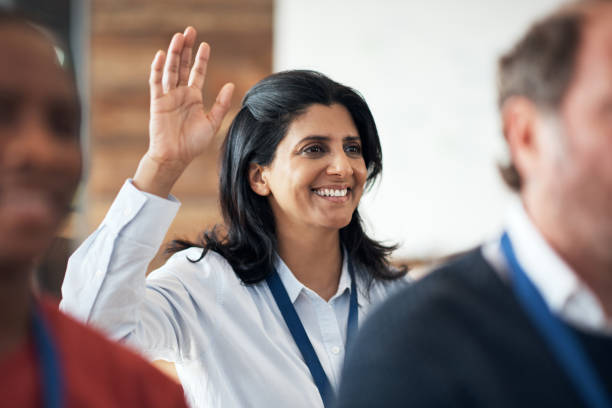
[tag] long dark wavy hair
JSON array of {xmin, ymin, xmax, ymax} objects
[{"xmin": 168, "ymin": 70, "xmax": 406, "ymax": 288}]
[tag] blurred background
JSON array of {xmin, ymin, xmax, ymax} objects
[{"xmin": 1, "ymin": 0, "xmax": 565, "ymax": 289}]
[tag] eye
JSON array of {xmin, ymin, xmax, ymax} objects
[
  {"xmin": 46, "ymin": 101, "xmax": 80, "ymax": 140},
  {"xmin": 344, "ymin": 143, "xmax": 362, "ymax": 155},
  {"xmin": 0, "ymin": 93, "xmax": 19, "ymax": 127},
  {"xmin": 302, "ymin": 143, "xmax": 326, "ymax": 154}
]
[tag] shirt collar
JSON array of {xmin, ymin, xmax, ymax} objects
[
  {"xmin": 331, "ymin": 250, "xmax": 352, "ymax": 302},
  {"xmin": 274, "ymin": 248, "xmax": 352, "ymax": 304},
  {"xmin": 503, "ymin": 200, "xmax": 610, "ymax": 331},
  {"xmin": 274, "ymin": 256, "xmax": 304, "ymax": 304}
]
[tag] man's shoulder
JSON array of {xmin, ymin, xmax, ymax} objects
[
  {"xmin": 355, "ymin": 247, "xmax": 530, "ymax": 356},
  {"xmin": 380, "ymin": 248, "xmax": 509, "ymax": 321},
  {"xmin": 41, "ymin": 299, "xmax": 187, "ymax": 407},
  {"xmin": 338, "ymin": 249, "xmax": 518, "ymax": 407}
]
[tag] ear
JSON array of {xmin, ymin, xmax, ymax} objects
[
  {"xmin": 501, "ymin": 96, "xmax": 540, "ymax": 187},
  {"xmin": 248, "ymin": 163, "xmax": 271, "ymax": 196}
]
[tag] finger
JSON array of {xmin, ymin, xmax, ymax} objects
[
  {"xmin": 162, "ymin": 32, "xmax": 184, "ymax": 92},
  {"xmin": 188, "ymin": 42, "xmax": 210, "ymax": 90},
  {"xmin": 207, "ymin": 83, "xmax": 235, "ymax": 132},
  {"xmin": 149, "ymin": 50, "xmax": 166, "ymax": 100},
  {"xmin": 178, "ymin": 27, "xmax": 196, "ymax": 86}
]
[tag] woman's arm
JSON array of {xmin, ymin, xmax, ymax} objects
[
  {"xmin": 61, "ymin": 181, "xmax": 184, "ymax": 356},
  {"xmin": 60, "ymin": 27, "xmax": 233, "ymax": 361}
]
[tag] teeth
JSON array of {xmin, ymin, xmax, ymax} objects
[{"xmin": 314, "ymin": 188, "xmax": 348, "ymax": 197}]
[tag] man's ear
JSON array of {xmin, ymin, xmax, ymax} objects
[
  {"xmin": 501, "ymin": 96, "xmax": 540, "ymax": 186},
  {"xmin": 248, "ymin": 163, "xmax": 271, "ymax": 196}
]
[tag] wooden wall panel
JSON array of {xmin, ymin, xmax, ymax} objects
[{"xmin": 87, "ymin": 0, "xmax": 273, "ymax": 271}]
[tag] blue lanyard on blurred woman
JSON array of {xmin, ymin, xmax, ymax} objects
[
  {"xmin": 501, "ymin": 232, "xmax": 612, "ymax": 408},
  {"xmin": 31, "ymin": 303, "xmax": 64, "ymax": 408},
  {"xmin": 266, "ymin": 259, "xmax": 359, "ymax": 408}
]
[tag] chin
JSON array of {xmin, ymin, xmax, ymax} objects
[
  {"xmin": 321, "ymin": 216, "xmax": 354, "ymax": 231},
  {"xmin": 0, "ymin": 250, "xmax": 39, "ymax": 277},
  {"xmin": 0, "ymin": 232, "xmax": 54, "ymax": 265}
]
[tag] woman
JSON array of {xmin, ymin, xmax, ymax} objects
[
  {"xmin": 0, "ymin": 12, "xmax": 187, "ymax": 407},
  {"xmin": 61, "ymin": 27, "xmax": 407, "ymax": 407}
]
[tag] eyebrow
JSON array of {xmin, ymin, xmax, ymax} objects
[
  {"xmin": 0, "ymin": 89, "xmax": 78, "ymax": 107},
  {"xmin": 297, "ymin": 135, "xmax": 361, "ymax": 144}
]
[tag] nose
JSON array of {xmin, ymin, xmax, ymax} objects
[{"xmin": 326, "ymin": 150, "xmax": 354, "ymax": 178}]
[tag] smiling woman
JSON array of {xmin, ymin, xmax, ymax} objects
[
  {"xmin": 61, "ymin": 28, "xmax": 408, "ymax": 408},
  {"xmin": 169, "ymin": 71, "xmax": 402, "ymax": 289}
]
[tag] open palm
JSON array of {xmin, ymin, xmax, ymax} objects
[{"xmin": 148, "ymin": 27, "xmax": 234, "ymax": 171}]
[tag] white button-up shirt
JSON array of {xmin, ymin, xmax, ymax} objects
[
  {"xmin": 60, "ymin": 180, "xmax": 408, "ymax": 408},
  {"xmin": 482, "ymin": 200, "xmax": 612, "ymax": 334}
]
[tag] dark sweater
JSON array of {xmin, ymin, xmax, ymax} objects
[{"xmin": 336, "ymin": 249, "xmax": 612, "ymax": 407}]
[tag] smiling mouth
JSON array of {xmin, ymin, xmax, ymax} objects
[
  {"xmin": 312, "ymin": 187, "xmax": 351, "ymax": 197},
  {"xmin": 0, "ymin": 187, "xmax": 68, "ymax": 224}
]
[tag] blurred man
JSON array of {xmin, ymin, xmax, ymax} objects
[
  {"xmin": 336, "ymin": 1, "xmax": 612, "ymax": 407},
  {"xmin": 0, "ymin": 11, "xmax": 187, "ymax": 407}
]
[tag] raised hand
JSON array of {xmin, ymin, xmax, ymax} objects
[{"xmin": 134, "ymin": 27, "xmax": 234, "ymax": 197}]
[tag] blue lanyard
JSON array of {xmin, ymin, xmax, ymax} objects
[
  {"xmin": 31, "ymin": 303, "xmax": 64, "ymax": 408},
  {"xmin": 501, "ymin": 232, "xmax": 612, "ymax": 408},
  {"xmin": 266, "ymin": 259, "xmax": 358, "ymax": 408}
]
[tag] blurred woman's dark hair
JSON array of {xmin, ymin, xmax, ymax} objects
[
  {"xmin": 168, "ymin": 69, "xmax": 406, "ymax": 289},
  {"xmin": 0, "ymin": 8, "xmax": 74, "ymax": 73}
]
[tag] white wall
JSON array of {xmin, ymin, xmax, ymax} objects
[{"xmin": 274, "ymin": 0, "xmax": 566, "ymax": 259}]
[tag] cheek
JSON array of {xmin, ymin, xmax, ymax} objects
[
  {"xmin": 60, "ymin": 143, "xmax": 82, "ymax": 177},
  {"xmin": 552, "ymin": 134, "xmax": 612, "ymax": 202},
  {"xmin": 53, "ymin": 143, "xmax": 82, "ymax": 199},
  {"xmin": 354, "ymin": 160, "xmax": 368, "ymax": 189},
  {"xmin": 287, "ymin": 162, "xmax": 320, "ymax": 190},
  {"xmin": 268, "ymin": 172, "xmax": 306, "ymax": 205}
]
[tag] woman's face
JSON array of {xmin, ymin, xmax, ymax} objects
[
  {"xmin": 0, "ymin": 25, "xmax": 82, "ymax": 269},
  {"xmin": 256, "ymin": 103, "xmax": 367, "ymax": 235}
]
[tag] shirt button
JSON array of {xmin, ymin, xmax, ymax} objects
[
  {"xmin": 331, "ymin": 346, "xmax": 341, "ymax": 355},
  {"xmin": 122, "ymin": 207, "xmax": 132, "ymax": 217},
  {"xmin": 95, "ymin": 269, "xmax": 104, "ymax": 278}
]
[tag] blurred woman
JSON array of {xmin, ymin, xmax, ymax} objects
[{"xmin": 0, "ymin": 11, "xmax": 187, "ymax": 407}]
